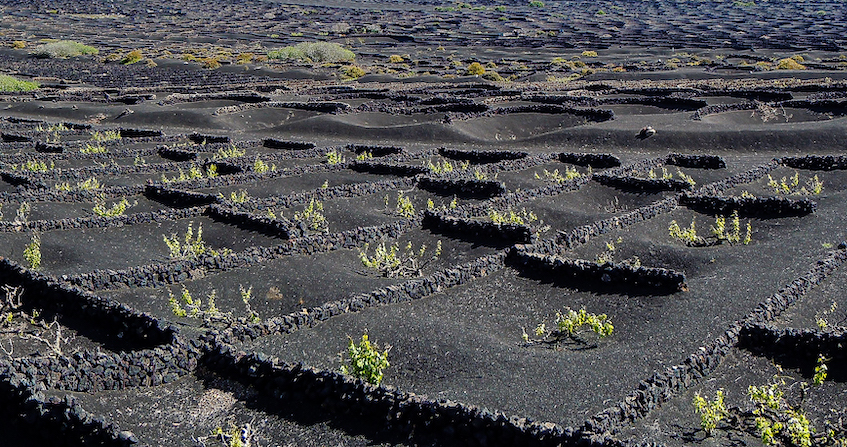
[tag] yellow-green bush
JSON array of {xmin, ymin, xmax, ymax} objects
[
  {"xmin": 268, "ymin": 42, "xmax": 355, "ymax": 63},
  {"xmin": 30, "ymin": 40, "xmax": 98, "ymax": 58},
  {"xmin": 466, "ymin": 62, "xmax": 485, "ymax": 75},
  {"xmin": 777, "ymin": 58, "xmax": 806, "ymax": 70},
  {"xmin": 0, "ymin": 75, "xmax": 39, "ymax": 92},
  {"xmin": 342, "ymin": 65, "xmax": 366, "ymax": 79},
  {"xmin": 120, "ymin": 50, "xmax": 143, "ymax": 65}
]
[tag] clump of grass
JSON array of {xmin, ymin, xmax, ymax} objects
[
  {"xmin": 426, "ymin": 196, "xmax": 459, "ymax": 212},
  {"xmin": 209, "ymin": 421, "xmax": 255, "ymax": 447},
  {"xmin": 669, "ymin": 218, "xmax": 699, "ymax": 245},
  {"xmin": 239, "ymin": 285, "xmax": 261, "ymax": 323},
  {"xmin": 647, "ymin": 166, "xmax": 673, "ymax": 180},
  {"xmin": 814, "ymin": 301, "xmax": 841, "ymax": 330},
  {"xmin": 30, "ymin": 40, "xmax": 98, "ymax": 58},
  {"xmin": 267, "ymin": 42, "xmax": 355, "ymax": 63},
  {"xmin": 594, "ymin": 237, "xmax": 641, "ymax": 267},
  {"xmin": 0, "ymin": 74, "xmax": 39, "ymax": 92},
  {"xmin": 12, "ymin": 202, "xmax": 30, "ymax": 224},
  {"xmin": 813, "ymin": 355, "xmax": 828, "ymax": 386}
]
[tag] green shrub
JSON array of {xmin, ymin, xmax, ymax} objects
[
  {"xmin": 163, "ymin": 222, "xmax": 230, "ymax": 260},
  {"xmin": 777, "ymin": 58, "xmax": 806, "ymax": 70},
  {"xmin": 30, "ymin": 40, "xmax": 98, "ymax": 58},
  {"xmin": 387, "ymin": 191, "xmax": 415, "ymax": 218},
  {"xmin": 669, "ymin": 211, "xmax": 751, "ymax": 246},
  {"xmin": 529, "ymin": 0, "xmax": 544, "ymax": 6},
  {"xmin": 160, "ymin": 164, "xmax": 217, "ymax": 183},
  {"xmin": 13, "ymin": 160, "xmax": 53, "ymax": 172},
  {"xmin": 711, "ymin": 211, "xmax": 752, "ymax": 245},
  {"xmin": 693, "ymin": 390, "xmax": 728, "ymax": 435},
  {"xmin": 481, "ymin": 71, "xmax": 504, "ymax": 81},
  {"xmin": 359, "ymin": 240, "xmax": 441, "ymax": 278},
  {"xmin": 201, "ymin": 57, "xmax": 221, "ymax": 69},
  {"xmin": 325, "ymin": 149, "xmax": 346, "ymax": 165},
  {"xmin": 524, "ymin": 307, "xmax": 614, "ymax": 346},
  {"xmin": 341, "ymin": 65, "xmax": 366, "ymax": 79},
  {"xmin": 23, "ymin": 233, "xmax": 41, "ymax": 270},
  {"xmin": 55, "ymin": 177, "xmax": 101, "ymax": 191},
  {"xmin": 267, "ymin": 42, "xmax": 355, "ymax": 63},
  {"xmin": 293, "ymin": 198, "xmax": 328, "ymax": 232},
  {"xmin": 466, "ymin": 62, "xmax": 485, "ymax": 75},
  {"xmin": 253, "ymin": 157, "xmax": 276, "ymax": 173},
  {"xmin": 535, "ymin": 167, "xmax": 582, "ymax": 183},
  {"xmin": 340, "ymin": 334, "xmax": 390, "ymax": 385},
  {"xmin": 218, "ymin": 190, "xmax": 249, "ymax": 204},
  {"xmin": 767, "ymin": 172, "xmax": 823, "ymax": 195},
  {"xmin": 120, "ymin": 50, "xmax": 143, "ymax": 65},
  {"xmin": 213, "ymin": 144, "xmax": 245, "ymax": 160},
  {"xmin": 488, "ymin": 208, "xmax": 537, "ymax": 225},
  {"xmin": 92, "ymin": 196, "xmax": 133, "ymax": 217},
  {"xmin": 89, "ymin": 130, "xmax": 120, "ymax": 142},
  {"xmin": 813, "ymin": 355, "xmax": 828, "ymax": 386},
  {"xmin": 749, "ymin": 379, "xmax": 812, "ymax": 447},
  {"xmin": 80, "ymin": 143, "xmax": 108, "ymax": 154},
  {"xmin": 0, "ymin": 75, "xmax": 39, "ymax": 92}
]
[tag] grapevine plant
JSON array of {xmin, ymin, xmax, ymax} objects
[
  {"xmin": 340, "ymin": 334, "xmax": 390, "ymax": 385},
  {"xmin": 689, "ymin": 367, "xmax": 846, "ymax": 446},
  {"xmin": 523, "ymin": 307, "xmax": 614, "ymax": 348}
]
